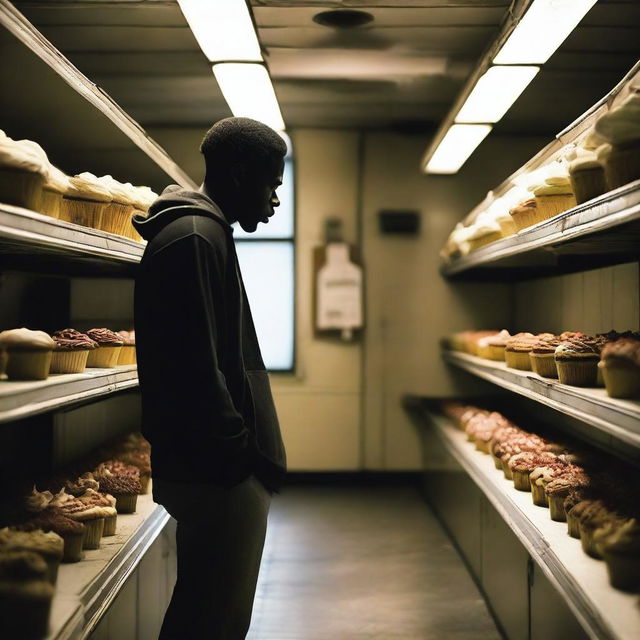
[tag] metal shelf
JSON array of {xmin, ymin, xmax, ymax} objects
[
  {"xmin": 47, "ymin": 491, "xmax": 170, "ymax": 640},
  {"xmin": 414, "ymin": 404, "xmax": 640, "ymax": 640},
  {"xmin": 442, "ymin": 180, "xmax": 640, "ymax": 280},
  {"xmin": 0, "ymin": 203, "xmax": 144, "ymax": 275},
  {"xmin": 0, "ymin": 365, "xmax": 139, "ymax": 424},
  {"xmin": 442, "ymin": 351, "xmax": 640, "ymax": 450}
]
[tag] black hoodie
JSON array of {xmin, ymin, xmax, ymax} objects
[{"xmin": 133, "ymin": 186, "xmax": 286, "ymax": 491}]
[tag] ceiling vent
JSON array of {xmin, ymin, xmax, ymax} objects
[{"xmin": 312, "ymin": 10, "xmax": 374, "ymax": 29}]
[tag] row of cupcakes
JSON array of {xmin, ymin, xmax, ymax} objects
[
  {"xmin": 0, "ymin": 327, "xmax": 136, "ymax": 381},
  {"xmin": 441, "ymin": 91, "xmax": 640, "ymax": 260},
  {"xmin": 444, "ymin": 329, "xmax": 640, "ymax": 398},
  {"xmin": 0, "ymin": 130, "xmax": 157, "ymax": 241},
  {"xmin": 441, "ymin": 402, "xmax": 640, "ymax": 593},
  {"xmin": 0, "ymin": 431, "xmax": 150, "ymax": 640}
]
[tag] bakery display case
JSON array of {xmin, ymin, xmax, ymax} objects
[{"xmin": 0, "ymin": 2, "xmax": 187, "ymax": 638}]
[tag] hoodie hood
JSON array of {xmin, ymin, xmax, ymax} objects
[{"xmin": 132, "ymin": 185, "xmax": 231, "ymax": 242}]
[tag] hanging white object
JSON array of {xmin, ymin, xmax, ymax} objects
[{"xmin": 316, "ymin": 243, "xmax": 363, "ymax": 338}]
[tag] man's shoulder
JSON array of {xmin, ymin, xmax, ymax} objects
[{"xmin": 149, "ymin": 211, "xmax": 230, "ymax": 253}]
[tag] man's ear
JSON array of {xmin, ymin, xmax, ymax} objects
[{"xmin": 229, "ymin": 163, "xmax": 245, "ymax": 188}]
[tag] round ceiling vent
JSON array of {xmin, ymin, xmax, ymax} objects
[{"xmin": 312, "ymin": 9, "xmax": 374, "ymax": 29}]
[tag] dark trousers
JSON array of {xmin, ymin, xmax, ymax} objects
[{"xmin": 154, "ymin": 476, "xmax": 272, "ymax": 640}]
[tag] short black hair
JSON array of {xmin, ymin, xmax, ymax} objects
[{"xmin": 200, "ymin": 117, "xmax": 287, "ymax": 174}]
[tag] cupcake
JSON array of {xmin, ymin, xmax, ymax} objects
[
  {"xmin": 50, "ymin": 328, "xmax": 98, "ymax": 374},
  {"xmin": 594, "ymin": 93, "xmax": 640, "ymax": 190},
  {"xmin": 598, "ymin": 337, "xmax": 640, "ymax": 398},
  {"xmin": 478, "ymin": 329, "xmax": 510, "ymax": 361},
  {"xmin": 39, "ymin": 165, "xmax": 69, "ymax": 219},
  {"xmin": 529, "ymin": 334, "xmax": 562, "ymax": 378},
  {"xmin": 497, "ymin": 434, "xmax": 545, "ymax": 480},
  {"xmin": 568, "ymin": 149, "xmax": 607, "ymax": 205},
  {"xmin": 555, "ymin": 335, "xmax": 602, "ymax": 386},
  {"xmin": 16, "ymin": 510, "xmax": 85, "ymax": 564},
  {"xmin": 0, "ymin": 131, "xmax": 48, "ymax": 211},
  {"xmin": 110, "ymin": 451, "xmax": 151, "ymax": 494},
  {"xmin": 508, "ymin": 198, "xmax": 539, "ymax": 231},
  {"xmin": 466, "ymin": 219, "xmax": 503, "ymax": 252},
  {"xmin": 96, "ymin": 176, "xmax": 135, "ymax": 236},
  {"xmin": 564, "ymin": 490, "xmax": 589, "ymax": 538},
  {"xmin": 489, "ymin": 424, "xmax": 523, "ymax": 470},
  {"xmin": 49, "ymin": 489, "xmax": 106, "ymax": 550},
  {"xmin": 601, "ymin": 519, "xmax": 640, "ymax": 591},
  {"xmin": 545, "ymin": 473, "xmax": 591, "ymax": 522},
  {"xmin": 0, "ymin": 328, "xmax": 55, "ymax": 380},
  {"xmin": 60, "ymin": 172, "xmax": 112, "ymax": 229},
  {"xmin": 0, "ymin": 550, "xmax": 54, "ymax": 640},
  {"xmin": 504, "ymin": 332, "xmax": 536, "ymax": 370},
  {"xmin": 116, "ymin": 330, "xmax": 136, "ymax": 365},
  {"xmin": 0, "ymin": 528, "xmax": 63, "ymax": 585},
  {"xmin": 529, "ymin": 462, "xmax": 569, "ymax": 507},
  {"xmin": 532, "ymin": 175, "xmax": 577, "ymax": 221},
  {"xmin": 94, "ymin": 465, "xmax": 140, "ymax": 514},
  {"xmin": 85, "ymin": 328, "xmax": 124, "ymax": 368},
  {"xmin": 77, "ymin": 489, "xmax": 118, "ymax": 536},
  {"xmin": 127, "ymin": 186, "xmax": 156, "ymax": 241},
  {"xmin": 508, "ymin": 451, "xmax": 558, "ymax": 492},
  {"xmin": 576, "ymin": 502, "xmax": 617, "ymax": 559}
]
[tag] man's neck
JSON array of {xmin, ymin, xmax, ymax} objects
[{"xmin": 200, "ymin": 182, "xmax": 235, "ymax": 225}]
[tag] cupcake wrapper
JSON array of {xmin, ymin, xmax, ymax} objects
[
  {"xmin": 530, "ymin": 482, "xmax": 548, "ymax": 507},
  {"xmin": 86, "ymin": 346, "xmax": 122, "ymax": 368},
  {"xmin": 115, "ymin": 493, "xmax": 138, "ymax": 514},
  {"xmin": 534, "ymin": 193, "xmax": 577, "ymax": 220},
  {"xmin": 491, "ymin": 452, "xmax": 503, "ymax": 470},
  {"xmin": 603, "ymin": 550, "xmax": 640, "ymax": 591},
  {"xmin": 567, "ymin": 512, "xmax": 581, "ymax": 539},
  {"xmin": 40, "ymin": 189, "xmax": 63, "ymax": 219},
  {"xmin": 50, "ymin": 350, "xmax": 89, "ymax": 374},
  {"xmin": 497, "ymin": 217, "xmax": 517, "ymax": 237},
  {"xmin": 139, "ymin": 474, "xmax": 150, "ymax": 495},
  {"xmin": 62, "ymin": 532, "xmax": 84, "ymax": 563},
  {"xmin": 61, "ymin": 197, "xmax": 106, "ymax": 229},
  {"xmin": 530, "ymin": 352, "xmax": 558, "ymax": 378},
  {"xmin": 548, "ymin": 495, "xmax": 567, "ymax": 522},
  {"xmin": 600, "ymin": 361, "xmax": 640, "ymax": 398},
  {"xmin": 570, "ymin": 167, "xmax": 607, "ymax": 205},
  {"xmin": 501, "ymin": 459, "xmax": 513, "ymax": 480},
  {"xmin": 512, "ymin": 469, "xmax": 532, "ymax": 492},
  {"xmin": 510, "ymin": 205, "xmax": 545, "ymax": 231},
  {"xmin": 505, "ymin": 350, "xmax": 532, "ymax": 371},
  {"xmin": 0, "ymin": 168, "xmax": 44, "ymax": 210},
  {"xmin": 5, "ymin": 350, "xmax": 52, "ymax": 380},
  {"xmin": 117, "ymin": 345, "xmax": 137, "ymax": 366},
  {"xmin": 604, "ymin": 145, "xmax": 640, "ymax": 190},
  {"xmin": 468, "ymin": 230, "xmax": 503, "ymax": 252},
  {"xmin": 487, "ymin": 345, "xmax": 506, "ymax": 361},
  {"xmin": 474, "ymin": 439, "xmax": 491, "ymax": 454},
  {"xmin": 579, "ymin": 527, "xmax": 602, "ymax": 559},
  {"xmin": 82, "ymin": 517, "xmax": 105, "ymax": 550},
  {"xmin": 556, "ymin": 359, "xmax": 598, "ymax": 387},
  {"xmin": 103, "ymin": 514, "xmax": 117, "ymax": 537},
  {"xmin": 101, "ymin": 202, "xmax": 135, "ymax": 236}
]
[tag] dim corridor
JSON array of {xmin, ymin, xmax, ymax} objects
[{"xmin": 246, "ymin": 480, "xmax": 501, "ymax": 640}]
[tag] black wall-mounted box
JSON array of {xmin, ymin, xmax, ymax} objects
[{"xmin": 378, "ymin": 210, "xmax": 420, "ymax": 235}]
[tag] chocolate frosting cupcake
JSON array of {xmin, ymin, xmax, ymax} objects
[
  {"xmin": 505, "ymin": 332, "xmax": 536, "ymax": 353},
  {"xmin": 555, "ymin": 335, "xmax": 602, "ymax": 360},
  {"xmin": 531, "ymin": 334, "xmax": 562, "ymax": 354},
  {"xmin": 86, "ymin": 328, "xmax": 124, "ymax": 347},
  {"xmin": 601, "ymin": 337, "xmax": 640, "ymax": 365},
  {"xmin": 52, "ymin": 329, "xmax": 98, "ymax": 352},
  {"xmin": 98, "ymin": 473, "xmax": 141, "ymax": 496}
]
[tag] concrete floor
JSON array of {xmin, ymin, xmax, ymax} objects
[{"xmin": 247, "ymin": 481, "xmax": 501, "ymax": 640}]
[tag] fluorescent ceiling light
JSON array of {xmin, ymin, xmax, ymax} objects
[
  {"xmin": 456, "ymin": 66, "xmax": 539, "ymax": 123},
  {"xmin": 177, "ymin": 0, "xmax": 262, "ymax": 62},
  {"xmin": 494, "ymin": 0, "xmax": 598, "ymax": 65},
  {"xmin": 213, "ymin": 63, "xmax": 286, "ymax": 131},
  {"xmin": 425, "ymin": 125, "xmax": 492, "ymax": 174}
]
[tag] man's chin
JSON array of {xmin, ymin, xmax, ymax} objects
[{"xmin": 238, "ymin": 220, "xmax": 258, "ymax": 233}]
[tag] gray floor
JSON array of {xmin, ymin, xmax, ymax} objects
[{"xmin": 247, "ymin": 482, "xmax": 501, "ymax": 640}]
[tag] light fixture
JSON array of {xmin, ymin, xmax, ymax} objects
[
  {"xmin": 494, "ymin": 0, "xmax": 598, "ymax": 65},
  {"xmin": 213, "ymin": 63, "xmax": 286, "ymax": 131},
  {"xmin": 455, "ymin": 66, "xmax": 540, "ymax": 123},
  {"xmin": 177, "ymin": 0, "xmax": 262, "ymax": 62},
  {"xmin": 425, "ymin": 124, "xmax": 492, "ymax": 174}
]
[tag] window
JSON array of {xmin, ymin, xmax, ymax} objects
[{"xmin": 234, "ymin": 157, "xmax": 295, "ymax": 371}]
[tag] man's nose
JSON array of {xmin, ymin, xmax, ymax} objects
[{"xmin": 271, "ymin": 194, "xmax": 280, "ymax": 207}]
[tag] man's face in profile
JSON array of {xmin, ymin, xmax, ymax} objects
[{"xmin": 235, "ymin": 155, "xmax": 285, "ymax": 233}]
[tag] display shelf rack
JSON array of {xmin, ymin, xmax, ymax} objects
[
  {"xmin": 441, "ymin": 180, "xmax": 640, "ymax": 280},
  {"xmin": 409, "ymin": 401, "xmax": 640, "ymax": 640},
  {"xmin": 0, "ymin": 365, "xmax": 139, "ymax": 424},
  {"xmin": 47, "ymin": 491, "xmax": 170, "ymax": 640},
  {"xmin": 0, "ymin": 203, "xmax": 145, "ymax": 276},
  {"xmin": 442, "ymin": 351, "xmax": 640, "ymax": 449}
]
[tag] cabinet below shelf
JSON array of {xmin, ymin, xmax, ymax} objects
[
  {"xmin": 407, "ymin": 400, "xmax": 640, "ymax": 640},
  {"xmin": 0, "ymin": 365, "xmax": 139, "ymax": 424},
  {"xmin": 0, "ymin": 204, "xmax": 144, "ymax": 276},
  {"xmin": 47, "ymin": 490, "xmax": 170, "ymax": 640},
  {"xmin": 442, "ymin": 350, "xmax": 640, "ymax": 450}
]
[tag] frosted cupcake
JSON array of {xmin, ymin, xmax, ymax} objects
[
  {"xmin": 94, "ymin": 464, "xmax": 141, "ymax": 513},
  {"xmin": 40, "ymin": 166, "xmax": 70, "ymax": 219},
  {"xmin": 116, "ymin": 330, "xmax": 136, "ymax": 365},
  {"xmin": 0, "ymin": 328, "xmax": 55, "ymax": 380},
  {"xmin": 127, "ymin": 185, "xmax": 157, "ymax": 241},
  {"xmin": 508, "ymin": 198, "xmax": 538, "ymax": 231},
  {"xmin": 477, "ymin": 329, "xmax": 511, "ymax": 360},
  {"xmin": 77, "ymin": 489, "xmax": 118, "ymax": 537},
  {"xmin": 85, "ymin": 328, "xmax": 124, "ymax": 368},
  {"xmin": 60, "ymin": 172, "xmax": 112, "ymax": 229},
  {"xmin": 598, "ymin": 337, "xmax": 640, "ymax": 398},
  {"xmin": 529, "ymin": 334, "xmax": 562, "ymax": 378},
  {"xmin": 568, "ymin": 148, "xmax": 607, "ymax": 205},
  {"xmin": 504, "ymin": 332, "xmax": 536, "ymax": 370},
  {"xmin": 466, "ymin": 219, "xmax": 503, "ymax": 252},
  {"xmin": 49, "ymin": 489, "xmax": 106, "ymax": 550},
  {"xmin": 595, "ymin": 93, "xmax": 640, "ymax": 190},
  {"xmin": 0, "ymin": 528, "xmax": 63, "ymax": 585},
  {"xmin": 96, "ymin": 176, "xmax": 135, "ymax": 236},
  {"xmin": 50, "ymin": 328, "xmax": 98, "ymax": 374},
  {"xmin": 601, "ymin": 519, "xmax": 640, "ymax": 591},
  {"xmin": 532, "ymin": 175, "xmax": 577, "ymax": 221},
  {"xmin": 0, "ymin": 131, "xmax": 49, "ymax": 211},
  {"xmin": 508, "ymin": 451, "xmax": 559, "ymax": 492},
  {"xmin": 16, "ymin": 510, "xmax": 85, "ymax": 564}
]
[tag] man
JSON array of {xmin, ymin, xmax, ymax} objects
[{"xmin": 133, "ymin": 117, "xmax": 288, "ymax": 639}]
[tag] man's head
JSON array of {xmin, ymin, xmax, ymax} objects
[{"xmin": 200, "ymin": 117, "xmax": 287, "ymax": 232}]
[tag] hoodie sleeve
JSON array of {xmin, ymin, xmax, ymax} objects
[{"xmin": 137, "ymin": 227, "xmax": 254, "ymax": 486}]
